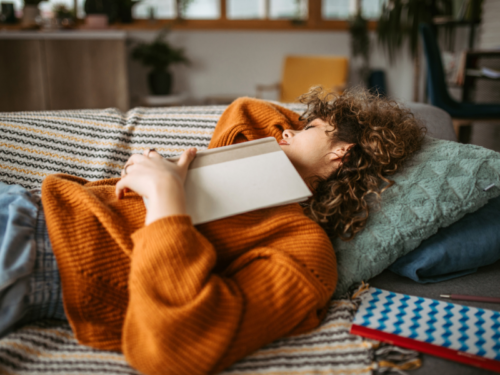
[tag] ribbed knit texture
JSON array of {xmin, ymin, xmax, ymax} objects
[{"xmin": 41, "ymin": 98, "xmax": 337, "ymax": 375}]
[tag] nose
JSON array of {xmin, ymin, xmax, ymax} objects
[{"xmin": 282, "ymin": 129, "xmax": 297, "ymax": 139}]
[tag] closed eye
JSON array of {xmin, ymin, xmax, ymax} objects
[{"xmin": 304, "ymin": 125, "xmax": 314, "ymax": 130}]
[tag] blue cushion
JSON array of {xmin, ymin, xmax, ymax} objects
[{"xmin": 389, "ymin": 195, "xmax": 500, "ymax": 283}]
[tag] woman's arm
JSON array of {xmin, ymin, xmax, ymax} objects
[
  {"xmin": 115, "ymin": 148, "xmax": 196, "ymax": 226},
  {"xmin": 123, "ymin": 213, "xmax": 336, "ymax": 375},
  {"xmin": 208, "ymin": 97, "xmax": 304, "ymax": 149}
]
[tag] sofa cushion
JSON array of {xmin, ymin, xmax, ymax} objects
[
  {"xmin": 388, "ymin": 195, "xmax": 500, "ymax": 282},
  {"xmin": 331, "ymin": 136, "xmax": 500, "ymax": 297}
]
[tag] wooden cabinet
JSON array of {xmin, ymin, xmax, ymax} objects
[
  {"xmin": 0, "ymin": 33, "xmax": 129, "ymax": 112},
  {"xmin": 0, "ymin": 39, "xmax": 47, "ymax": 111}
]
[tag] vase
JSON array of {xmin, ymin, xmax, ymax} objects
[
  {"xmin": 21, "ymin": 5, "xmax": 40, "ymax": 28},
  {"xmin": 148, "ymin": 70, "xmax": 172, "ymax": 95},
  {"xmin": 85, "ymin": 14, "xmax": 108, "ymax": 28}
]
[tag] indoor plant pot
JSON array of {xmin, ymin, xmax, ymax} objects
[
  {"xmin": 22, "ymin": 0, "xmax": 45, "ymax": 28},
  {"xmin": 148, "ymin": 69, "xmax": 172, "ymax": 95},
  {"xmin": 131, "ymin": 29, "xmax": 190, "ymax": 96}
]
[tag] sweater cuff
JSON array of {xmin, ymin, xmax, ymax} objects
[{"xmin": 131, "ymin": 214, "xmax": 193, "ymax": 243}]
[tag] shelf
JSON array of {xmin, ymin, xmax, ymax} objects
[
  {"xmin": 432, "ymin": 18, "xmax": 480, "ymax": 26},
  {"xmin": 0, "ymin": 30, "xmax": 126, "ymax": 39}
]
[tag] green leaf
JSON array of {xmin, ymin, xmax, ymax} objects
[{"xmin": 131, "ymin": 28, "xmax": 190, "ymax": 71}]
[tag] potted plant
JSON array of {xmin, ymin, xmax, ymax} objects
[
  {"xmin": 84, "ymin": 0, "xmax": 111, "ymax": 27},
  {"xmin": 131, "ymin": 29, "xmax": 190, "ymax": 96},
  {"xmin": 22, "ymin": 0, "xmax": 46, "ymax": 28},
  {"xmin": 53, "ymin": 3, "xmax": 74, "ymax": 28}
]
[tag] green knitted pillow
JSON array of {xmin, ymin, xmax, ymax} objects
[{"xmin": 331, "ymin": 137, "xmax": 500, "ymax": 298}]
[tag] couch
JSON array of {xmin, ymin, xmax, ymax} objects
[{"xmin": 0, "ymin": 101, "xmax": 498, "ymax": 375}]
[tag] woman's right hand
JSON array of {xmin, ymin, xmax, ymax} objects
[{"xmin": 115, "ymin": 148, "xmax": 197, "ymax": 225}]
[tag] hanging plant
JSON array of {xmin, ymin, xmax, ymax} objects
[
  {"xmin": 377, "ymin": 0, "xmax": 454, "ymax": 62},
  {"xmin": 349, "ymin": 8, "xmax": 370, "ymax": 82},
  {"xmin": 176, "ymin": 0, "xmax": 194, "ymax": 20}
]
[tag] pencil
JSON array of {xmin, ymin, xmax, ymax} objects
[{"xmin": 440, "ymin": 294, "xmax": 500, "ymax": 304}]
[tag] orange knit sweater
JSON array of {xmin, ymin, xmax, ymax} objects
[{"xmin": 41, "ymin": 98, "xmax": 338, "ymax": 375}]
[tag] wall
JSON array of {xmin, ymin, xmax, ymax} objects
[
  {"xmin": 472, "ymin": 0, "xmax": 500, "ymax": 151},
  {"xmin": 127, "ymin": 25, "xmax": 500, "ymax": 151},
  {"xmin": 127, "ymin": 30, "xmax": 415, "ymax": 106}
]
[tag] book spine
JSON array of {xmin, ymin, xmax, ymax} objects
[{"xmin": 350, "ymin": 324, "xmax": 500, "ymax": 373}]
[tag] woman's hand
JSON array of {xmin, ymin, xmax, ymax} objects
[{"xmin": 116, "ymin": 148, "xmax": 197, "ymax": 226}]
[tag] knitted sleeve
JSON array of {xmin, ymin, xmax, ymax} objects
[
  {"xmin": 208, "ymin": 97, "xmax": 304, "ymax": 149},
  {"xmin": 123, "ymin": 214, "xmax": 336, "ymax": 375}
]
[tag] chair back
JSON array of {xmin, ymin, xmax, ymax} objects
[
  {"xmin": 419, "ymin": 24, "xmax": 457, "ymax": 110},
  {"xmin": 280, "ymin": 56, "xmax": 349, "ymax": 103}
]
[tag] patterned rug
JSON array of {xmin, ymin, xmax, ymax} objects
[{"xmin": 0, "ymin": 104, "xmax": 419, "ymax": 374}]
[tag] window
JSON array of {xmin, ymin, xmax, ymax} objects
[
  {"xmin": 227, "ymin": 0, "xmax": 264, "ymax": 19},
  {"xmin": 269, "ymin": 0, "xmax": 307, "ymax": 20},
  {"xmin": 322, "ymin": 0, "xmax": 385, "ymax": 20},
  {"xmin": 183, "ymin": 0, "xmax": 220, "ymax": 19},
  {"xmin": 133, "ymin": 0, "xmax": 221, "ymax": 20},
  {"xmin": 360, "ymin": 0, "xmax": 385, "ymax": 19},
  {"xmin": 133, "ymin": 0, "xmax": 176, "ymax": 20},
  {"xmin": 9, "ymin": 0, "xmax": 383, "ymax": 29},
  {"xmin": 322, "ymin": 0, "xmax": 352, "ymax": 20}
]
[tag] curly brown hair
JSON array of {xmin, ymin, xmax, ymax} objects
[{"xmin": 299, "ymin": 86, "xmax": 426, "ymax": 241}]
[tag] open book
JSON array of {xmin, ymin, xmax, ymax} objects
[{"xmin": 144, "ymin": 137, "xmax": 312, "ymax": 225}]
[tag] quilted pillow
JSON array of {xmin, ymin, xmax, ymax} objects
[{"xmin": 331, "ymin": 136, "xmax": 500, "ymax": 298}]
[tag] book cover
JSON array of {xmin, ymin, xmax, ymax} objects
[
  {"xmin": 351, "ymin": 287, "xmax": 500, "ymax": 372},
  {"xmin": 145, "ymin": 137, "xmax": 312, "ymax": 225}
]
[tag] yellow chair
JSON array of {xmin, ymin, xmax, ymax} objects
[{"xmin": 256, "ymin": 55, "xmax": 349, "ymax": 103}]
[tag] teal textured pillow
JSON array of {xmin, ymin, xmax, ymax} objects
[{"xmin": 331, "ymin": 137, "xmax": 500, "ymax": 298}]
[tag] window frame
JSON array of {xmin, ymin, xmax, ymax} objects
[
  {"xmin": 1, "ymin": 0, "xmax": 378, "ymax": 31},
  {"xmin": 105, "ymin": 0, "xmax": 377, "ymax": 31}
]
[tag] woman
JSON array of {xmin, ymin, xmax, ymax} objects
[{"xmin": 0, "ymin": 87, "xmax": 425, "ymax": 375}]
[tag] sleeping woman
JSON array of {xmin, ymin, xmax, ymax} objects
[{"xmin": 0, "ymin": 86, "xmax": 425, "ymax": 375}]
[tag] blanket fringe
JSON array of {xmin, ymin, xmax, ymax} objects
[
  {"xmin": 374, "ymin": 343, "xmax": 422, "ymax": 374},
  {"xmin": 352, "ymin": 281, "xmax": 370, "ymax": 299}
]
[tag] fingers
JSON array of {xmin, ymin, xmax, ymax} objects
[
  {"xmin": 126, "ymin": 153, "xmax": 146, "ymax": 165},
  {"xmin": 115, "ymin": 177, "xmax": 128, "ymax": 199},
  {"xmin": 148, "ymin": 150, "xmax": 163, "ymax": 159},
  {"xmin": 121, "ymin": 153, "xmax": 151, "ymax": 177},
  {"xmin": 142, "ymin": 148, "xmax": 163, "ymax": 159},
  {"xmin": 117, "ymin": 148, "xmax": 195, "ymax": 200},
  {"xmin": 121, "ymin": 162, "xmax": 133, "ymax": 177},
  {"xmin": 177, "ymin": 148, "xmax": 197, "ymax": 169}
]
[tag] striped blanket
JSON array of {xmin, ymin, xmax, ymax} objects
[{"xmin": 0, "ymin": 105, "xmax": 398, "ymax": 375}]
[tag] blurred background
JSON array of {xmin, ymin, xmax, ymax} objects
[{"xmin": 1, "ymin": 0, "xmax": 499, "ymax": 150}]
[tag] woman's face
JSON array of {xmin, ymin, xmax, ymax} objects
[{"xmin": 279, "ymin": 118, "xmax": 353, "ymax": 183}]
